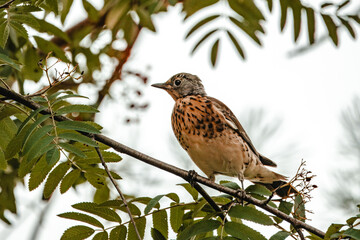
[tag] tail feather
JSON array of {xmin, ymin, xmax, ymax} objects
[{"xmin": 259, "ymin": 181, "xmax": 298, "ymax": 197}]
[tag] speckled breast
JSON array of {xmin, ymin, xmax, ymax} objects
[{"xmin": 171, "ymin": 95, "xmax": 226, "ymax": 151}]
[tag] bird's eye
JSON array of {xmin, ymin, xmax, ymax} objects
[{"xmin": 174, "ymin": 79, "xmax": 181, "ymax": 86}]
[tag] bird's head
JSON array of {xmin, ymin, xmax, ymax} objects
[{"xmin": 152, "ymin": 73, "xmax": 206, "ymax": 100}]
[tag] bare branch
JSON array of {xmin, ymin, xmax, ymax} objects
[{"xmin": 0, "ymin": 86, "xmax": 326, "ymax": 239}]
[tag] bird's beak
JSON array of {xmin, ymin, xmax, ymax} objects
[{"xmin": 151, "ymin": 82, "xmax": 170, "ymax": 90}]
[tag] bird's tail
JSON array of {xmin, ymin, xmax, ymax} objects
[{"xmin": 258, "ymin": 180, "xmax": 298, "ymax": 198}]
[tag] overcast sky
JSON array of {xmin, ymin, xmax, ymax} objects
[{"xmin": 2, "ymin": 0, "xmax": 360, "ymax": 239}]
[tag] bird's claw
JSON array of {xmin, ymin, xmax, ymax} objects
[
  {"xmin": 235, "ymin": 188, "xmax": 246, "ymax": 206},
  {"xmin": 188, "ymin": 170, "xmax": 198, "ymax": 188}
]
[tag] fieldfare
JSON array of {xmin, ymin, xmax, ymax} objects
[{"xmin": 152, "ymin": 73, "xmax": 292, "ymax": 196}]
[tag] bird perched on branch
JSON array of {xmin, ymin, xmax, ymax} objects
[{"xmin": 152, "ymin": 73, "xmax": 294, "ymax": 197}]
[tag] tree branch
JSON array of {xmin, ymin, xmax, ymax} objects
[
  {"xmin": 94, "ymin": 146, "xmax": 142, "ymax": 240},
  {"xmin": 0, "ymin": 86, "xmax": 325, "ymax": 239}
]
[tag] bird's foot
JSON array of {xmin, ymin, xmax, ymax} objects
[
  {"xmin": 260, "ymin": 192, "xmax": 275, "ymax": 206},
  {"xmin": 188, "ymin": 170, "xmax": 198, "ymax": 188},
  {"xmin": 235, "ymin": 188, "xmax": 246, "ymax": 206}
]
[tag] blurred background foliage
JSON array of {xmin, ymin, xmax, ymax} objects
[{"xmin": 0, "ymin": 0, "xmax": 360, "ymax": 238}]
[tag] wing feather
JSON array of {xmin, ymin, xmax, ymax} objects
[{"xmin": 207, "ymin": 96, "xmax": 277, "ymax": 167}]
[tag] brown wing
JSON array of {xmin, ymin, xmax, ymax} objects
[{"xmin": 207, "ymin": 96, "xmax": 277, "ymax": 167}]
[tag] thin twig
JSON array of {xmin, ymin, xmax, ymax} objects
[
  {"xmin": 0, "ymin": 86, "xmax": 326, "ymax": 239},
  {"xmin": 0, "ymin": 78, "xmax": 10, "ymax": 90},
  {"xmin": 295, "ymin": 226, "xmax": 305, "ymax": 240},
  {"xmin": 192, "ymin": 182, "xmax": 225, "ymax": 220},
  {"xmin": 0, "ymin": 0, "xmax": 15, "ymax": 9},
  {"xmin": 94, "ymin": 146, "xmax": 142, "ymax": 240}
]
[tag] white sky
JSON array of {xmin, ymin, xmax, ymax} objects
[{"xmin": 1, "ymin": 0, "xmax": 360, "ymax": 239}]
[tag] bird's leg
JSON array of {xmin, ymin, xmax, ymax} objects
[
  {"xmin": 188, "ymin": 170, "xmax": 198, "ymax": 188},
  {"xmin": 237, "ymin": 173, "xmax": 245, "ymax": 206}
]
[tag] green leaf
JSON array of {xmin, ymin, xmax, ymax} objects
[
  {"xmin": 28, "ymin": 154, "xmax": 57, "ymax": 191},
  {"xmin": 294, "ymin": 194, "xmax": 305, "ymax": 221},
  {"xmin": 325, "ymin": 224, "xmax": 344, "ymax": 239},
  {"xmin": 220, "ymin": 180, "xmax": 240, "ymax": 190},
  {"xmin": 5, "ymin": 124, "xmax": 31, "ymax": 160},
  {"xmin": 127, "ymin": 217, "xmax": 146, "ymax": 240},
  {"xmin": 228, "ymin": 205, "xmax": 273, "ymax": 225},
  {"xmin": 279, "ymin": 0, "xmax": 288, "ymax": 31},
  {"xmin": 18, "ymin": 153, "xmax": 38, "ymax": 178},
  {"xmin": 289, "ymin": 0, "xmax": 302, "ymax": 42},
  {"xmin": 24, "ymin": 136, "xmax": 55, "ymax": 163},
  {"xmin": 153, "ymin": 210, "xmax": 168, "ymax": 239},
  {"xmin": 84, "ymin": 172, "xmax": 106, "ymax": 189},
  {"xmin": 22, "ymin": 46, "xmax": 43, "ymax": 82},
  {"xmin": 144, "ymin": 194, "xmax": 164, "ymax": 214},
  {"xmin": 342, "ymin": 228, "xmax": 360, "ymax": 239},
  {"xmin": 46, "ymin": 147, "xmax": 60, "ymax": 165},
  {"xmin": 17, "ymin": 106, "xmax": 47, "ymax": 135},
  {"xmin": 321, "ymin": 14, "xmax": 338, "ymax": 46},
  {"xmin": 51, "ymin": 94, "xmax": 89, "ymax": 105},
  {"xmin": 266, "ymin": 0, "xmax": 273, "ymax": 12},
  {"xmin": 82, "ymin": 0, "xmax": 99, "ymax": 22},
  {"xmin": 0, "ymin": 22, "xmax": 10, "ymax": 48},
  {"xmin": 72, "ymin": 202, "xmax": 122, "ymax": 223},
  {"xmin": 136, "ymin": 7, "xmax": 156, "ymax": 32},
  {"xmin": 151, "ymin": 228, "xmax": 166, "ymax": 240},
  {"xmin": 10, "ymin": 13, "xmax": 39, "ymax": 29},
  {"xmin": 110, "ymin": 225, "xmax": 127, "ymax": 240},
  {"xmin": 55, "ymin": 104, "xmax": 99, "ymax": 115},
  {"xmin": 60, "ymin": 225, "xmax": 94, "ymax": 240},
  {"xmin": 229, "ymin": 17, "xmax": 262, "ymax": 45},
  {"xmin": 338, "ymin": 17, "xmax": 356, "ymax": 39},
  {"xmin": 178, "ymin": 183, "xmax": 198, "ymax": 201},
  {"xmin": 9, "ymin": 5, "xmax": 42, "ymax": 13},
  {"xmin": 321, "ymin": 3, "xmax": 333, "ymax": 8},
  {"xmin": 278, "ymin": 200, "xmax": 293, "ymax": 215},
  {"xmin": 305, "ymin": 7, "xmax": 315, "ymax": 44},
  {"xmin": 170, "ymin": 204, "xmax": 184, "ymax": 233},
  {"xmin": 0, "ymin": 147, "xmax": 6, "ymax": 170},
  {"xmin": 166, "ymin": 192, "xmax": 180, "ymax": 203},
  {"xmin": 58, "ymin": 132, "xmax": 97, "ymax": 147},
  {"xmin": 224, "ymin": 222, "xmax": 266, "ymax": 240},
  {"xmin": 183, "ymin": 0, "xmax": 219, "ymax": 18},
  {"xmin": 56, "ymin": 121, "xmax": 100, "ymax": 134},
  {"xmin": 45, "ymin": 0, "xmax": 59, "ymax": 14},
  {"xmin": 185, "ymin": 15, "xmax": 220, "ymax": 39},
  {"xmin": 92, "ymin": 232, "xmax": 108, "ymax": 240},
  {"xmin": 74, "ymin": 149, "xmax": 121, "ymax": 164},
  {"xmin": 9, "ymin": 21, "xmax": 28, "ymax": 39},
  {"xmin": 59, "ymin": 142, "xmax": 87, "ymax": 158},
  {"xmin": 43, "ymin": 162, "xmax": 70, "ymax": 198},
  {"xmin": 346, "ymin": 216, "xmax": 359, "ymax": 225},
  {"xmin": 246, "ymin": 184, "xmax": 271, "ymax": 196},
  {"xmin": 58, "ymin": 212, "xmax": 104, "ymax": 229},
  {"xmin": 22, "ymin": 114, "xmax": 51, "ymax": 150},
  {"xmin": 61, "ymin": 0, "xmax": 74, "ymax": 24},
  {"xmin": 0, "ymin": 53, "xmax": 20, "ymax": 70},
  {"xmin": 177, "ymin": 220, "xmax": 221, "ymax": 240},
  {"xmin": 226, "ymin": 30, "xmax": 245, "ymax": 60},
  {"xmin": 269, "ymin": 231, "xmax": 291, "ymax": 240},
  {"xmin": 60, "ymin": 169, "xmax": 81, "ymax": 193},
  {"xmin": 210, "ymin": 38, "xmax": 220, "ymax": 67},
  {"xmin": 35, "ymin": 19, "xmax": 70, "ymax": 43},
  {"xmin": 228, "ymin": 0, "xmax": 264, "ymax": 22},
  {"xmin": 34, "ymin": 36, "xmax": 69, "ymax": 62},
  {"xmin": 191, "ymin": 29, "xmax": 218, "ymax": 54},
  {"xmin": 337, "ymin": 0, "xmax": 350, "ymax": 11}
]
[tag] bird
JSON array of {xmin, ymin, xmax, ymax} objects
[{"xmin": 152, "ymin": 72, "xmax": 293, "ymax": 197}]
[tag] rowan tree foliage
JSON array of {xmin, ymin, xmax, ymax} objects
[{"xmin": 0, "ymin": 0, "xmax": 360, "ymax": 239}]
